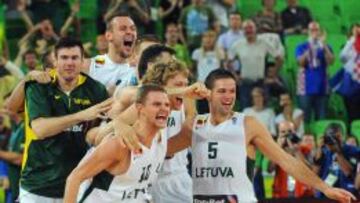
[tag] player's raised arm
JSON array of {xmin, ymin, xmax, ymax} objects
[
  {"xmin": 64, "ymin": 136, "xmax": 125, "ymax": 203},
  {"xmin": 246, "ymin": 116, "xmax": 356, "ymax": 202}
]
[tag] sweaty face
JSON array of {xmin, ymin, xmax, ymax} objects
[
  {"xmin": 165, "ymin": 73, "xmax": 189, "ymax": 110},
  {"xmin": 55, "ymin": 47, "xmax": 83, "ymax": 83},
  {"xmin": 209, "ymin": 78, "xmax": 236, "ymax": 116},
  {"xmin": 141, "ymin": 92, "xmax": 171, "ymax": 128},
  {"xmin": 107, "ymin": 17, "xmax": 137, "ymax": 58}
]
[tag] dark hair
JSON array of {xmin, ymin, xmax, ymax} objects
[
  {"xmin": 23, "ymin": 50, "xmax": 37, "ymax": 58},
  {"xmin": 204, "ymin": 68, "xmax": 237, "ymax": 90},
  {"xmin": 41, "ymin": 51, "xmax": 53, "ymax": 70},
  {"xmin": 135, "ymin": 84, "xmax": 167, "ymax": 104},
  {"xmin": 138, "ymin": 44, "xmax": 175, "ymax": 80},
  {"xmin": 105, "ymin": 11, "xmax": 132, "ymax": 31},
  {"xmin": 54, "ymin": 37, "xmax": 84, "ymax": 58}
]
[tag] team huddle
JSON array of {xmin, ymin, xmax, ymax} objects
[{"xmin": 7, "ymin": 12, "xmax": 356, "ymax": 203}]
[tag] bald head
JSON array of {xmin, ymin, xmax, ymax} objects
[
  {"xmin": 243, "ymin": 20, "xmax": 257, "ymax": 39},
  {"xmin": 278, "ymin": 121, "xmax": 295, "ymax": 137},
  {"xmin": 308, "ymin": 21, "xmax": 321, "ymax": 39}
]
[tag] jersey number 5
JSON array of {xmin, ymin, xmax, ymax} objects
[{"xmin": 208, "ymin": 142, "xmax": 218, "ymax": 159}]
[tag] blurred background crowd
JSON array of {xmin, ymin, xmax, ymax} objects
[{"xmin": 0, "ymin": 0, "xmax": 360, "ymax": 202}]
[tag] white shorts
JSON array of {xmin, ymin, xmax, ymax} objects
[
  {"xmin": 19, "ymin": 187, "xmax": 63, "ymax": 203},
  {"xmin": 151, "ymin": 171, "xmax": 192, "ymax": 203}
]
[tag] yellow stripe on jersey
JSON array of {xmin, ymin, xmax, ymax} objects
[{"xmin": 21, "ymin": 102, "xmax": 39, "ymax": 170}]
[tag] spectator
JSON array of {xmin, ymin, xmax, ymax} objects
[
  {"xmin": 253, "ymin": 0, "xmax": 282, "ymax": 34},
  {"xmin": 296, "ymin": 22, "xmax": 334, "ymax": 123},
  {"xmin": 262, "ymin": 62, "xmax": 287, "ymax": 106},
  {"xmin": 19, "ymin": 50, "xmax": 38, "ymax": 74},
  {"xmin": 228, "ymin": 20, "xmax": 283, "ymax": 109},
  {"xmin": 207, "ymin": 0, "xmax": 235, "ymax": 32},
  {"xmin": 0, "ymin": 106, "xmax": 24, "ymax": 203},
  {"xmin": 275, "ymin": 92, "xmax": 304, "ymax": 137},
  {"xmin": 244, "ymin": 87, "xmax": 276, "ymax": 135},
  {"xmin": 192, "ymin": 30, "xmax": 224, "ymax": 113},
  {"xmin": 165, "ymin": 23, "xmax": 192, "ymax": 66},
  {"xmin": 153, "ymin": 0, "xmax": 190, "ymax": 41},
  {"xmin": 96, "ymin": 34, "xmax": 108, "ymax": 55},
  {"xmin": 179, "ymin": 0, "xmax": 216, "ymax": 51},
  {"xmin": 281, "ymin": 0, "xmax": 312, "ymax": 35},
  {"xmin": 346, "ymin": 136, "xmax": 358, "ymax": 147},
  {"xmin": 192, "ymin": 30, "xmax": 224, "ymax": 83},
  {"xmin": 104, "ymin": 0, "xmax": 151, "ymax": 35},
  {"xmin": 17, "ymin": 1, "xmax": 80, "ymax": 55},
  {"xmin": 331, "ymin": 23, "xmax": 360, "ymax": 124},
  {"xmin": 217, "ymin": 11, "xmax": 244, "ymax": 51},
  {"xmin": 0, "ymin": 57, "xmax": 24, "ymax": 109},
  {"xmin": 314, "ymin": 123, "xmax": 359, "ymax": 197},
  {"xmin": 270, "ymin": 121, "xmax": 315, "ymax": 198}
]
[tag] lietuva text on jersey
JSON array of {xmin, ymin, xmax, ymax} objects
[
  {"xmin": 194, "ymin": 166, "xmax": 234, "ymax": 178},
  {"xmin": 120, "ymin": 183, "xmax": 152, "ymax": 200}
]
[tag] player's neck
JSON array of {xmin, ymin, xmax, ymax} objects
[
  {"xmin": 210, "ymin": 111, "xmax": 234, "ymax": 125},
  {"xmin": 108, "ymin": 47, "xmax": 127, "ymax": 64},
  {"xmin": 133, "ymin": 121, "xmax": 159, "ymax": 148},
  {"xmin": 57, "ymin": 75, "xmax": 79, "ymax": 92}
]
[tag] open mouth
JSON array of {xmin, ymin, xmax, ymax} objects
[
  {"xmin": 155, "ymin": 115, "xmax": 168, "ymax": 122},
  {"xmin": 123, "ymin": 36, "xmax": 134, "ymax": 48},
  {"xmin": 176, "ymin": 97, "xmax": 183, "ymax": 103}
]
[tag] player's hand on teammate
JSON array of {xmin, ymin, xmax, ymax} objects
[
  {"xmin": 323, "ymin": 187, "xmax": 356, "ymax": 203},
  {"xmin": 27, "ymin": 70, "xmax": 52, "ymax": 83},
  {"xmin": 76, "ymin": 98, "xmax": 113, "ymax": 121},
  {"xmin": 114, "ymin": 120, "xmax": 141, "ymax": 151},
  {"xmin": 184, "ymin": 82, "xmax": 210, "ymax": 100}
]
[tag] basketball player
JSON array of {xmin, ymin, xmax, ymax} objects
[
  {"xmin": 165, "ymin": 69, "xmax": 356, "ymax": 203},
  {"xmin": 87, "ymin": 60, "xmax": 206, "ymax": 202},
  {"xmin": 64, "ymin": 84, "xmax": 170, "ymax": 203},
  {"xmin": 83, "ymin": 12, "xmax": 138, "ymax": 94}
]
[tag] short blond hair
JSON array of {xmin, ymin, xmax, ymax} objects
[{"xmin": 142, "ymin": 60, "xmax": 189, "ymax": 86}]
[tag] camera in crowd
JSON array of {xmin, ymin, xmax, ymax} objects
[
  {"xmin": 287, "ymin": 132, "xmax": 301, "ymax": 144},
  {"xmin": 323, "ymin": 124, "xmax": 342, "ymax": 146}
]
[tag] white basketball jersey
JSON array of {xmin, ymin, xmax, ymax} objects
[
  {"xmin": 89, "ymin": 54, "xmax": 137, "ymax": 88},
  {"xmin": 192, "ymin": 112, "xmax": 257, "ymax": 203},
  {"xmin": 160, "ymin": 107, "xmax": 189, "ymax": 175},
  {"xmin": 78, "ymin": 131, "xmax": 167, "ymax": 203}
]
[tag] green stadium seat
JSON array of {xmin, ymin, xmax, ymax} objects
[
  {"xmin": 275, "ymin": 0, "xmax": 287, "ymax": 12},
  {"xmin": 327, "ymin": 93, "xmax": 348, "ymax": 123},
  {"xmin": 350, "ymin": 120, "xmax": 360, "ymax": 142},
  {"xmin": 284, "ymin": 35, "xmax": 307, "ymax": 69},
  {"xmin": 319, "ymin": 17, "xmax": 344, "ymax": 35},
  {"xmin": 303, "ymin": 0, "xmax": 339, "ymax": 21},
  {"xmin": 326, "ymin": 34, "xmax": 347, "ymax": 76},
  {"xmin": 237, "ymin": 0, "xmax": 262, "ymax": 19},
  {"xmin": 78, "ymin": 0, "xmax": 97, "ymax": 20},
  {"xmin": 312, "ymin": 120, "xmax": 347, "ymax": 140}
]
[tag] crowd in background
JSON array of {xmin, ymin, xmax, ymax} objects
[{"xmin": 0, "ymin": 0, "xmax": 360, "ymax": 202}]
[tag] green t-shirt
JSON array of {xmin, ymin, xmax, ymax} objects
[
  {"xmin": 21, "ymin": 73, "xmax": 108, "ymax": 197},
  {"xmin": 8, "ymin": 121, "xmax": 25, "ymax": 203},
  {"xmin": 169, "ymin": 44, "xmax": 192, "ymax": 66}
]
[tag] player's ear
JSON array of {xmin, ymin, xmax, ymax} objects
[
  {"xmin": 105, "ymin": 30, "xmax": 112, "ymax": 42},
  {"xmin": 135, "ymin": 103, "xmax": 143, "ymax": 113}
]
